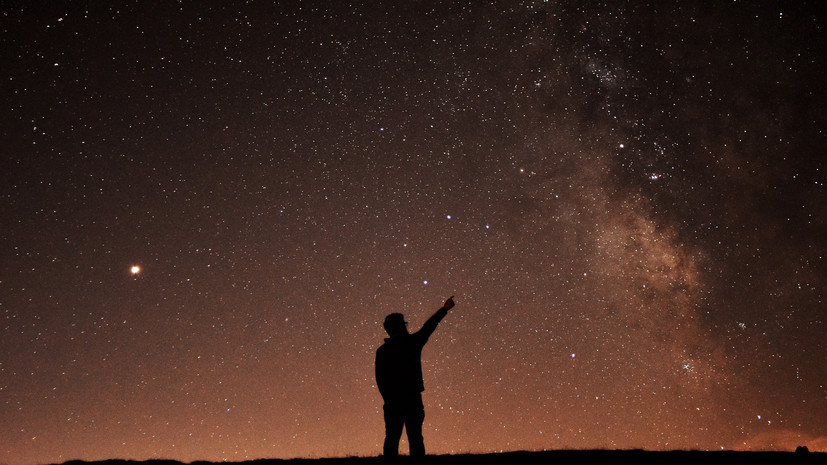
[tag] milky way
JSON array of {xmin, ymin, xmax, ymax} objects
[{"xmin": 2, "ymin": 3, "xmax": 825, "ymax": 464}]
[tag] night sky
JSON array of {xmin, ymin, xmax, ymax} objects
[{"xmin": 2, "ymin": 2, "xmax": 825, "ymax": 464}]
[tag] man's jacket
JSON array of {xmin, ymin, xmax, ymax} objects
[{"xmin": 375, "ymin": 307, "xmax": 448, "ymax": 402}]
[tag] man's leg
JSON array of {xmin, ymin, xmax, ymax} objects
[
  {"xmin": 383, "ymin": 402, "xmax": 404, "ymax": 457},
  {"xmin": 405, "ymin": 394, "xmax": 426, "ymax": 457}
]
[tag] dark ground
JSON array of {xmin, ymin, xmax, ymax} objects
[{"xmin": 58, "ymin": 449, "xmax": 824, "ymax": 465}]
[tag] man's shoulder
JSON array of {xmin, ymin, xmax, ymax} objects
[
  {"xmin": 376, "ymin": 337, "xmax": 394, "ymax": 353},
  {"xmin": 377, "ymin": 335, "xmax": 415, "ymax": 353}
]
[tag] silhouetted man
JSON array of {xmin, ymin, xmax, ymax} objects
[{"xmin": 375, "ymin": 295, "xmax": 455, "ymax": 458}]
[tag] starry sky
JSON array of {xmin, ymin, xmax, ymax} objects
[{"xmin": 2, "ymin": 2, "xmax": 825, "ymax": 464}]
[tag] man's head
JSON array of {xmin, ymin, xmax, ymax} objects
[{"xmin": 383, "ymin": 313, "xmax": 408, "ymax": 337}]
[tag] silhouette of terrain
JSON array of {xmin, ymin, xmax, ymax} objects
[{"xmin": 56, "ymin": 449, "xmax": 824, "ymax": 465}]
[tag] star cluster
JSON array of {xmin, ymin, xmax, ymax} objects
[{"xmin": 2, "ymin": 2, "xmax": 825, "ymax": 464}]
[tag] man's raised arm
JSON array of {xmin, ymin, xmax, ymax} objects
[{"xmin": 415, "ymin": 296, "xmax": 455, "ymax": 342}]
